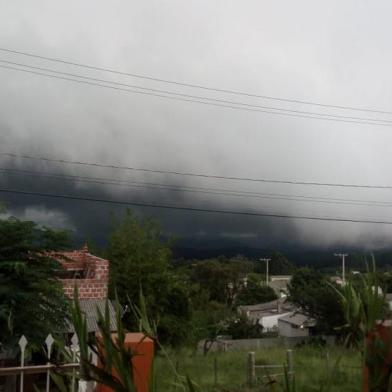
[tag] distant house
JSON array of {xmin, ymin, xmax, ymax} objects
[
  {"xmin": 51, "ymin": 245, "xmax": 117, "ymax": 333},
  {"xmin": 278, "ymin": 312, "xmax": 316, "ymax": 337},
  {"xmin": 239, "ymin": 298, "xmax": 294, "ymax": 331}
]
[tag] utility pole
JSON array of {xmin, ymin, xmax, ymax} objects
[
  {"xmin": 334, "ymin": 253, "xmax": 348, "ymax": 284},
  {"xmin": 260, "ymin": 258, "xmax": 271, "ymax": 285}
]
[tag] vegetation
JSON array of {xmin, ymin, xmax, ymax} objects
[
  {"xmin": 337, "ymin": 266, "xmax": 391, "ymax": 391},
  {"xmin": 235, "ymin": 273, "xmax": 277, "ymax": 306},
  {"xmin": 0, "ymin": 215, "xmax": 71, "ymax": 349},
  {"xmin": 5, "ymin": 206, "xmax": 392, "ymax": 391},
  {"xmin": 57, "ymin": 287, "xmax": 361, "ymax": 392},
  {"xmin": 107, "ymin": 209, "xmax": 192, "ymax": 346},
  {"xmin": 189, "ymin": 256, "xmax": 253, "ymax": 306},
  {"xmin": 288, "ymin": 268, "xmax": 345, "ymax": 335},
  {"xmin": 106, "ymin": 210, "xmax": 289, "ymax": 345},
  {"xmin": 266, "ymin": 251, "xmax": 295, "ymax": 275},
  {"xmin": 153, "ymin": 346, "xmax": 361, "ymax": 392}
]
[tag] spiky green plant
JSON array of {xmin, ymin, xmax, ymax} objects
[
  {"xmin": 48, "ymin": 288, "xmax": 201, "ymax": 392},
  {"xmin": 334, "ymin": 261, "xmax": 391, "ymax": 391}
]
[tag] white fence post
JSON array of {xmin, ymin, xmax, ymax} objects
[
  {"xmin": 18, "ymin": 335, "xmax": 27, "ymax": 392},
  {"xmin": 247, "ymin": 351, "xmax": 256, "ymax": 387},
  {"xmin": 71, "ymin": 333, "xmax": 79, "ymax": 392},
  {"xmin": 45, "ymin": 334, "xmax": 54, "ymax": 392}
]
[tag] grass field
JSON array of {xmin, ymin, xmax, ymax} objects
[{"xmin": 152, "ymin": 346, "xmax": 362, "ymax": 391}]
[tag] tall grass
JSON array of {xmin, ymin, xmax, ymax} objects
[{"xmin": 153, "ymin": 346, "xmax": 361, "ymax": 392}]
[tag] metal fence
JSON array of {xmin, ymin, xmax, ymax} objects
[
  {"xmin": 247, "ymin": 349, "xmax": 294, "ymax": 387},
  {"xmin": 0, "ymin": 334, "xmax": 82, "ymax": 392}
]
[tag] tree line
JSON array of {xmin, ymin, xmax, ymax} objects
[{"xmin": 2, "ymin": 206, "xmax": 389, "ymax": 351}]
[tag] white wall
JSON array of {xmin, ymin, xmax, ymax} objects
[{"xmin": 259, "ymin": 312, "xmax": 291, "ymax": 330}]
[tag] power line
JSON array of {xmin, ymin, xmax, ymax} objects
[
  {"xmin": 3, "ymin": 152, "xmax": 392, "ymax": 190},
  {"xmin": 0, "ymin": 46, "xmax": 391, "ymax": 115},
  {"xmin": 2, "ymin": 166, "xmax": 392, "ymax": 208},
  {"xmin": 1, "ymin": 59, "xmax": 391, "ymax": 126},
  {"xmin": 1, "ymin": 64, "xmax": 389, "ymax": 127},
  {"xmin": 2, "ymin": 187, "xmax": 392, "ymax": 225}
]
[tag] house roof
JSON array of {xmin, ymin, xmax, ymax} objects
[
  {"xmin": 67, "ymin": 299, "xmax": 117, "ymax": 333},
  {"xmin": 239, "ymin": 298, "xmax": 293, "ymax": 313},
  {"xmin": 278, "ymin": 312, "xmax": 316, "ymax": 328},
  {"xmin": 269, "ymin": 280, "xmax": 289, "ymax": 293},
  {"xmin": 238, "ymin": 299, "xmax": 294, "ymax": 322}
]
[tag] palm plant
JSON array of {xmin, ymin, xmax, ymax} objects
[{"xmin": 334, "ymin": 262, "xmax": 391, "ymax": 391}]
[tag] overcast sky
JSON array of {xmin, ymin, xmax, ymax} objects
[{"xmin": 1, "ymin": 1, "xmax": 392, "ymax": 250}]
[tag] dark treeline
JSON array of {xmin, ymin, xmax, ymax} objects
[{"xmin": 2, "ymin": 205, "xmax": 392, "ymax": 352}]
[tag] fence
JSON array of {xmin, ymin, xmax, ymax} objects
[
  {"xmin": 0, "ymin": 334, "xmax": 82, "ymax": 392},
  {"xmin": 247, "ymin": 349, "xmax": 294, "ymax": 387},
  {"xmin": 199, "ymin": 335, "xmax": 336, "ymax": 353}
]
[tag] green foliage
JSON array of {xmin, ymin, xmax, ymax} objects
[
  {"xmin": 336, "ymin": 271, "xmax": 388, "ymax": 347},
  {"xmin": 51, "ymin": 289, "xmax": 202, "ymax": 392},
  {"xmin": 153, "ymin": 346, "xmax": 361, "ymax": 392},
  {"xmin": 221, "ymin": 311, "xmax": 263, "ymax": 339},
  {"xmin": 336, "ymin": 264, "xmax": 391, "ymax": 391},
  {"xmin": 0, "ymin": 216, "xmax": 70, "ymax": 349},
  {"xmin": 107, "ymin": 209, "xmax": 191, "ymax": 346},
  {"xmin": 191, "ymin": 301, "xmax": 234, "ymax": 344},
  {"xmin": 71, "ymin": 289, "xmax": 136, "ymax": 391},
  {"xmin": 235, "ymin": 273, "xmax": 277, "ymax": 306},
  {"xmin": 288, "ymin": 268, "xmax": 345, "ymax": 335},
  {"xmin": 190, "ymin": 257, "xmax": 252, "ymax": 306},
  {"xmin": 268, "ymin": 251, "xmax": 295, "ymax": 275},
  {"xmin": 107, "ymin": 209, "xmax": 172, "ymax": 301}
]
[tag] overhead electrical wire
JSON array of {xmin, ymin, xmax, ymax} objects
[
  {"xmin": 3, "ymin": 152, "xmax": 392, "ymax": 190},
  {"xmin": 0, "ymin": 59, "xmax": 391, "ymax": 126},
  {"xmin": 0, "ymin": 46, "xmax": 391, "ymax": 115},
  {"xmin": 2, "ymin": 167, "xmax": 392, "ymax": 208},
  {"xmin": 1, "ymin": 187, "xmax": 392, "ymax": 225},
  {"xmin": 1, "ymin": 64, "xmax": 389, "ymax": 127}
]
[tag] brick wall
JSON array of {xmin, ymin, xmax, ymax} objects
[{"xmin": 53, "ymin": 245, "xmax": 110, "ymax": 300}]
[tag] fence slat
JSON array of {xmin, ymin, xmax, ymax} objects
[
  {"xmin": 71, "ymin": 333, "xmax": 79, "ymax": 392},
  {"xmin": 0, "ymin": 363, "xmax": 79, "ymax": 376},
  {"xmin": 18, "ymin": 335, "xmax": 28, "ymax": 392},
  {"xmin": 45, "ymin": 334, "xmax": 54, "ymax": 392}
]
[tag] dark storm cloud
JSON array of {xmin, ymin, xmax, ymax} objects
[
  {"xmin": 0, "ymin": 158, "xmax": 300, "ymax": 248},
  {"xmin": 1, "ymin": 0, "xmax": 392, "ymax": 249}
]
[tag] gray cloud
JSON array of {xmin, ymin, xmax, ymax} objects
[{"xmin": 1, "ymin": 0, "xmax": 392, "ymax": 250}]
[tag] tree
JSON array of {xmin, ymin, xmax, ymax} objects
[
  {"xmin": 190, "ymin": 257, "xmax": 253, "ymax": 306},
  {"xmin": 288, "ymin": 268, "xmax": 345, "ymax": 335},
  {"xmin": 222, "ymin": 311, "xmax": 263, "ymax": 339},
  {"xmin": 0, "ymin": 216, "xmax": 70, "ymax": 349},
  {"xmin": 106, "ymin": 210, "xmax": 191, "ymax": 346},
  {"xmin": 268, "ymin": 251, "xmax": 295, "ymax": 275},
  {"xmin": 235, "ymin": 273, "xmax": 277, "ymax": 306},
  {"xmin": 107, "ymin": 210, "xmax": 171, "ymax": 301}
]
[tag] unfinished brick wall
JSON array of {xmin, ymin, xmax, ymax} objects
[{"xmin": 53, "ymin": 245, "xmax": 110, "ymax": 299}]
